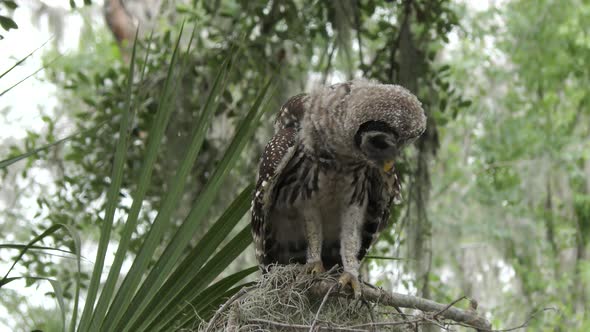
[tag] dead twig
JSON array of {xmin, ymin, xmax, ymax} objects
[
  {"xmin": 204, "ymin": 285, "xmax": 255, "ymax": 332},
  {"xmin": 226, "ymin": 302, "xmax": 240, "ymax": 332},
  {"xmin": 309, "ymin": 284, "xmax": 337, "ymax": 331},
  {"xmin": 361, "ymin": 299, "xmax": 377, "ymax": 332},
  {"xmin": 451, "ymin": 307, "xmax": 557, "ymax": 332},
  {"xmin": 433, "ymin": 296, "xmax": 468, "ymax": 319}
]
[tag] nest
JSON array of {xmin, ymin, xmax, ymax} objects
[{"xmin": 198, "ymin": 265, "xmax": 492, "ymax": 332}]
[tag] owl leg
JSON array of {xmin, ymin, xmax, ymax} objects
[
  {"xmin": 303, "ymin": 208, "xmax": 325, "ymax": 274},
  {"xmin": 338, "ymin": 204, "xmax": 364, "ymax": 299}
]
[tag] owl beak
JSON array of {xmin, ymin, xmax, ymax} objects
[{"xmin": 383, "ymin": 160, "xmax": 395, "ymax": 173}]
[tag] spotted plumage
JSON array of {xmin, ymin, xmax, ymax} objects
[{"xmin": 251, "ymin": 79, "xmax": 426, "ymax": 295}]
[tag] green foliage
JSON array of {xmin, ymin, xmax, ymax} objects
[
  {"xmin": 78, "ymin": 26, "xmax": 143, "ymax": 332},
  {"xmin": 69, "ymin": 0, "xmax": 92, "ymax": 9},
  {"xmin": 574, "ymin": 193, "xmax": 590, "ymax": 244},
  {"xmin": 135, "ymin": 187, "xmax": 255, "ymax": 330},
  {"xmin": 1, "ymin": 19, "xmax": 271, "ymax": 331},
  {"xmin": 0, "ymin": 0, "xmax": 18, "ymax": 38},
  {"xmin": 429, "ymin": 0, "xmax": 590, "ymax": 329}
]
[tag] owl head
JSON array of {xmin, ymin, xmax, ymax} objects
[{"xmin": 305, "ymin": 79, "xmax": 426, "ymax": 170}]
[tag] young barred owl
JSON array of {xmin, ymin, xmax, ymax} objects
[{"xmin": 251, "ymin": 79, "xmax": 426, "ymax": 296}]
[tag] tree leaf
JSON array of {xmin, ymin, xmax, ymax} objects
[
  {"xmin": 158, "ymin": 228, "xmax": 255, "ymax": 329},
  {"xmin": 1, "ymin": 225, "xmax": 61, "ymax": 282},
  {"xmin": 0, "ymin": 15, "xmax": 18, "ymax": 31},
  {"xmin": 78, "ymin": 27, "xmax": 139, "ymax": 331},
  {"xmin": 131, "ymin": 185, "xmax": 254, "ymax": 330},
  {"xmin": 109, "ymin": 76, "xmax": 274, "ymax": 332},
  {"xmin": 84, "ymin": 28, "xmax": 156, "ymax": 331},
  {"xmin": 92, "ymin": 23, "xmax": 189, "ymax": 331}
]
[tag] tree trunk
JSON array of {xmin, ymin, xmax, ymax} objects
[{"xmin": 396, "ymin": 2, "xmax": 439, "ymax": 331}]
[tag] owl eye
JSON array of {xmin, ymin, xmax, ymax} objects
[
  {"xmin": 357, "ymin": 120, "xmax": 398, "ymax": 138},
  {"xmin": 355, "ymin": 120, "xmax": 398, "ymax": 149},
  {"xmin": 369, "ymin": 135, "xmax": 389, "ymax": 150}
]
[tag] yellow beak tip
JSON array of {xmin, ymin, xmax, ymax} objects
[{"xmin": 383, "ymin": 160, "xmax": 395, "ymax": 172}]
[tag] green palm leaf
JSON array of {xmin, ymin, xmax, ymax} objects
[
  {"xmin": 109, "ymin": 76, "xmax": 274, "ymax": 332},
  {"xmin": 128, "ymin": 184, "xmax": 254, "ymax": 330},
  {"xmin": 77, "ymin": 26, "xmax": 140, "ymax": 332}
]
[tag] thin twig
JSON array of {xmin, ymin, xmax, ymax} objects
[
  {"xmin": 322, "ymin": 41, "xmax": 337, "ymax": 85},
  {"xmin": 0, "ymin": 56, "xmax": 60, "ymax": 97},
  {"xmin": 433, "ymin": 296, "xmax": 467, "ymax": 319},
  {"xmin": 451, "ymin": 307, "xmax": 557, "ymax": 332},
  {"xmin": 353, "ymin": 0, "xmax": 364, "ymax": 70},
  {"xmin": 393, "ymin": 305, "xmax": 409, "ymax": 321},
  {"xmin": 226, "ymin": 302, "xmax": 240, "ymax": 332},
  {"xmin": 0, "ymin": 37, "xmax": 53, "ymax": 80},
  {"xmin": 423, "ymin": 315, "xmax": 450, "ymax": 330},
  {"xmin": 388, "ymin": 0, "xmax": 413, "ymax": 82},
  {"xmin": 309, "ymin": 284, "xmax": 337, "ymax": 331},
  {"xmin": 361, "ymin": 299, "xmax": 377, "ymax": 332},
  {"xmin": 204, "ymin": 285, "xmax": 255, "ymax": 332}
]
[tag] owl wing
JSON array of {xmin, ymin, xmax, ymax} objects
[
  {"xmin": 251, "ymin": 94, "xmax": 308, "ymax": 267},
  {"xmin": 358, "ymin": 168, "xmax": 402, "ymax": 260}
]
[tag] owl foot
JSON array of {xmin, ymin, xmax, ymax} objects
[
  {"xmin": 338, "ymin": 271, "xmax": 362, "ymax": 299},
  {"xmin": 305, "ymin": 260, "xmax": 326, "ymax": 275}
]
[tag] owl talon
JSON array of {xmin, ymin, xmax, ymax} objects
[
  {"xmin": 305, "ymin": 261, "xmax": 326, "ymax": 275},
  {"xmin": 338, "ymin": 271, "xmax": 362, "ymax": 299}
]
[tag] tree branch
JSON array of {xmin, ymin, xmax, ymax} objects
[
  {"xmin": 308, "ymin": 280, "xmax": 491, "ymax": 331},
  {"xmin": 353, "ymin": 0, "xmax": 365, "ymax": 70}
]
